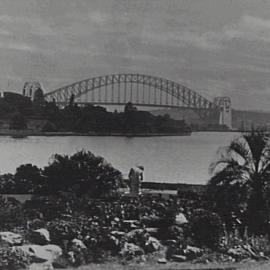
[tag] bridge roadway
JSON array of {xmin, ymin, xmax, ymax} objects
[{"xmin": 57, "ymin": 101, "xmax": 211, "ymax": 110}]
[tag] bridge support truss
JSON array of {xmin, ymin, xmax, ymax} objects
[
  {"xmin": 44, "ymin": 74, "xmax": 218, "ymax": 118},
  {"xmin": 44, "ymin": 74, "xmax": 232, "ymax": 127}
]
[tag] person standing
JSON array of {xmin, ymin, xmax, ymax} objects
[{"xmin": 128, "ymin": 165, "xmax": 144, "ymax": 196}]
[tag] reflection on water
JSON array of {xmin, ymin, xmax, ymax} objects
[{"xmin": 0, "ymin": 132, "xmax": 239, "ymax": 184}]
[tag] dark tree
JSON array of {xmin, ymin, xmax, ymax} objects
[
  {"xmin": 14, "ymin": 164, "xmax": 44, "ymax": 193},
  {"xmin": 43, "ymin": 150, "xmax": 123, "ymax": 197},
  {"xmin": 9, "ymin": 113, "xmax": 27, "ymax": 130},
  {"xmin": 208, "ymin": 130, "xmax": 270, "ymax": 233},
  {"xmin": 68, "ymin": 94, "xmax": 75, "ymax": 108}
]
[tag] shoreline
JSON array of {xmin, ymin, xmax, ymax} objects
[
  {"xmin": 0, "ymin": 130, "xmax": 243, "ymax": 138},
  {"xmin": 1, "ymin": 182, "xmax": 207, "ymax": 203},
  {"xmin": 0, "ymin": 130, "xmax": 192, "ymax": 137}
]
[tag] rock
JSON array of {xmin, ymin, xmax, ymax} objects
[
  {"xmin": 228, "ymin": 246, "xmax": 250, "ymax": 260},
  {"xmin": 167, "ymin": 225, "xmax": 184, "ymax": 241},
  {"xmin": 171, "ymin": 254, "xmax": 187, "ymax": 262},
  {"xmin": 164, "ymin": 239, "xmax": 177, "ymax": 246},
  {"xmin": 30, "ymin": 229, "xmax": 50, "ymax": 245},
  {"xmin": 158, "ymin": 258, "xmax": 167, "ymax": 264},
  {"xmin": 111, "ymin": 235, "xmax": 120, "ymax": 244},
  {"xmin": 67, "ymin": 251, "xmax": 76, "ymax": 264},
  {"xmin": 16, "ymin": 244, "xmax": 62, "ymax": 264},
  {"xmin": 71, "ymin": 239, "xmax": 87, "ymax": 250},
  {"xmin": 175, "ymin": 213, "xmax": 188, "ymax": 225},
  {"xmin": 145, "ymin": 237, "xmax": 161, "ymax": 252},
  {"xmin": 120, "ymin": 242, "xmax": 144, "ymax": 259},
  {"xmin": 259, "ymin": 251, "xmax": 269, "ymax": 260},
  {"xmin": 145, "ymin": 227, "xmax": 159, "ymax": 236},
  {"xmin": 0, "ymin": 231, "xmax": 23, "ymax": 245},
  {"xmin": 242, "ymin": 244, "xmax": 259, "ymax": 259},
  {"xmin": 183, "ymin": 245, "xmax": 203, "ymax": 259},
  {"xmin": 123, "ymin": 220, "xmax": 140, "ymax": 230},
  {"xmin": 127, "ymin": 229, "xmax": 145, "ymax": 240},
  {"xmin": 111, "ymin": 231, "xmax": 126, "ymax": 237},
  {"xmin": 44, "ymin": 244, "xmax": 62, "ymax": 260}
]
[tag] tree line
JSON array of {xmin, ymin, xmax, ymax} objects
[
  {"xmin": 0, "ymin": 90, "xmax": 190, "ymax": 134},
  {"xmin": 0, "ymin": 150, "xmax": 123, "ymax": 197}
]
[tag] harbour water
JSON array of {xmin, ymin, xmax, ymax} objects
[{"xmin": 0, "ymin": 132, "xmax": 239, "ymax": 184}]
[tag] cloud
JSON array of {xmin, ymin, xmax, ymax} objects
[
  {"xmin": 222, "ymin": 15, "xmax": 270, "ymax": 43},
  {"xmin": 0, "ymin": 14, "xmax": 56, "ymax": 37},
  {"xmin": 172, "ymin": 15, "xmax": 270, "ymax": 50},
  {"xmin": 155, "ymin": 15, "xmax": 270, "ymax": 51},
  {"xmin": 0, "ymin": 38, "xmax": 37, "ymax": 52},
  {"xmin": 176, "ymin": 31, "xmax": 224, "ymax": 50}
]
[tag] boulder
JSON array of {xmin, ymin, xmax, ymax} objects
[
  {"xmin": 0, "ymin": 231, "xmax": 23, "ymax": 245},
  {"xmin": 71, "ymin": 239, "xmax": 87, "ymax": 250},
  {"xmin": 126, "ymin": 229, "xmax": 150, "ymax": 248},
  {"xmin": 29, "ymin": 229, "xmax": 50, "ymax": 245},
  {"xmin": 145, "ymin": 227, "xmax": 159, "ymax": 236},
  {"xmin": 16, "ymin": 244, "xmax": 62, "ymax": 263},
  {"xmin": 120, "ymin": 242, "xmax": 144, "ymax": 259},
  {"xmin": 145, "ymin": 237, "xmax": 162, "ymax": 252},
  {"xmin": 227, "ymin": 246, "xmax": 251, "ymax": 260},
  {"xmin": 157, "ymin": 258, "xmax": 167, "ymax": 264},
  {"xmin": 171, "ymin": 254, "xmax": 187, "ymax": 262},
  {"xmin": 175, "ymin": 213, "xmax": 188, "ymax": 225},
  {"xmin": 183, "ymin": 245, "xmax": 203, "ymax": 259}
]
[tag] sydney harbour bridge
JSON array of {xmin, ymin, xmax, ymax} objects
[{"xmin": 23, "ymin": 74, "xmax": 232, "ymax": 128}]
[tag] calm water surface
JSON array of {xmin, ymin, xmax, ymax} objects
[{"xmin": 0, "ymin": 132, "xmax": 239, "ymax": 184}]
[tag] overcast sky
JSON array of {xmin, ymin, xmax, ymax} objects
[{"xmin": 0, "ymin": 0, "xmax": 270, "ymax": 110}]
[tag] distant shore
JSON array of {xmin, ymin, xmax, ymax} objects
[
  {"xmin": 0, "ymin": 129, "xmax": 245, "ymax": 137},
  {"xmin": 0, "ymin": 129, "xmax": 192, "ymax": 137}
]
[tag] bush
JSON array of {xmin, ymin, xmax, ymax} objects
[
  {"xmin": 189, "ymin": 209, "xmax": 223, "ymax": 248},
  {"xmin": 47, "ymin": 219, "xmax": 81, "ymax": 246},
  {"xmin": 0, "ymin": 196, "xmax": 25, "ymax": 230},
  {"xmin": 43, "ymin": 150, "xmax": 123, "ymax": 197},
  {"xmin": 23, "ymin": 195, "xmax": 70, "ymax": 221},
  {"xmin": 0, "ymin": 247, "xmax": 30, "ymax": 270}
]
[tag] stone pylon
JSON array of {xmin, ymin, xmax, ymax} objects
[{"xmin": 214, "ymin": 97, "xmax": 232, "ymax": 129}]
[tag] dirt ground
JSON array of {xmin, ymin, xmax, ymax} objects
[{"xmin": 64, "ymin": 261, "xmax": 270, "ymax": 270}]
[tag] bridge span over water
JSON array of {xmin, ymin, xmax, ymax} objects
[{"xmin": 25, "ymin": 74, "xmax": 232, "ymax": 128}]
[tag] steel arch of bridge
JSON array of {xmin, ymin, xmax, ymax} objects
[{"xmin": 44, "ymin": 74, "xmax": 217, "ymax": 115}]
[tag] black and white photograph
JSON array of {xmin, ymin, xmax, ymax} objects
[{"xmin": 0, "ymin": 1, "xmax": 270, "ymax": 269}]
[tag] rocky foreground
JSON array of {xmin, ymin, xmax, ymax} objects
[{"xmin": 0, "ymin": 194, "xmax": 270, "ymax": 269}]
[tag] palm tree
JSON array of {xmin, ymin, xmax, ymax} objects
[{"xmin": 208, "ymin": 130, "xmax": 270, "ymax": 234}]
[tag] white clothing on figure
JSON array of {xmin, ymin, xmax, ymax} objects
[{"xmin": 128, "ymin": 166, "xmax": 144, "ymax": 195}]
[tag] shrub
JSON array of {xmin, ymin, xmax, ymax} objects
[
  {"xmin": 0, "ymin": 247, "xmax": 30, "ymax": 270},
  {"xmin": 189, "ymin": 209, "xmax": 223, "ymax": 248},
  {"xmin": 43, "ymin": 150, "xmax": 123, "ymax": 197},
  {"xmin": 0, "ymin": 196, "xmax": 25, "ymax": 230},
  {"xmin": 47, "ymin": 219, "xmax": 81, "ymax": 246}
]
